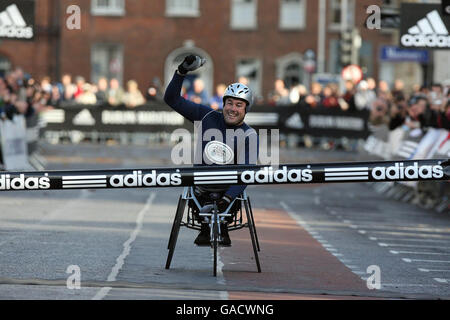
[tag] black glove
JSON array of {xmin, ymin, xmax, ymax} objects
[
  {"xmin": 178, "ymin": 54, "xmax": 206, "ymax": 75},
  {"xmin": 217, "ymin": 195, "xmax": 232, "ymax": 213}
]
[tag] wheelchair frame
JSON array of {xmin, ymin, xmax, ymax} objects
[{"xmin": 165, "ymin": 186, "xmax": 261, "ymax": 276}]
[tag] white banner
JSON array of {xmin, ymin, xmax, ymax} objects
[{"xmin": 0, "ymin": 115, "xmax": 32, "ymax": 170}]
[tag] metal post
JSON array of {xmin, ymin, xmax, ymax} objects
[{"xmin": 317, "ymin": 0, "xmax": 326, "ymax": 74}]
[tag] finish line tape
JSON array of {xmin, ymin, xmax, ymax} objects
[{"xmin": 0, "ymin": 159, "xmax": 448, "ymax": 192}]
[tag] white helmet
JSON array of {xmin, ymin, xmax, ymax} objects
[{"xmin": 222, "ymin": 83, "xmax": 253, "ymax": 112}]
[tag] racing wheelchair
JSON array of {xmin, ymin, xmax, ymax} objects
[{"xmin": 165, "ymin": 186, "xmax": 261, "ymax": 276}]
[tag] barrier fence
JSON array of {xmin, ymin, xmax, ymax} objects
[
  {"xmin": 0, "ymin": 114, "xmax": 44, "ymax": 171},
  {"xmin": 363, "ymin": 124, "xmax": 450, "ymax": 212},
  {"xmin": 40, "ymin": 103, "xmax": 371, "ymax": 139},
  {"xmin": 0, "ymin": 159, "xmax": 447, "ymax": 192}
]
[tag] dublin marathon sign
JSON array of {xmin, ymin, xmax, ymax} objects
[{"xmin": 0, "ymin": 159, "xmax": 448, "ymax": 192}]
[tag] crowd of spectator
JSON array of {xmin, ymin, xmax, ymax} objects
[
  {"xmin": 0, "ymin": 67, "xmax": 168, "ymax": 121},
  {"xmin": 0, "ymin": 67, "xmax": 40, "ymax": 121},
  {"xmin": 266, "ymin": 77, "xmax": 450, "ymax": 133},
  {"xmin": 1, "ymin": 66, "xmax": 449, "ymax": 136}
]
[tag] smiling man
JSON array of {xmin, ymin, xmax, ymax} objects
[{"xmin": 164, "ymin": 54, "xmax": 259, "ymax": 246}]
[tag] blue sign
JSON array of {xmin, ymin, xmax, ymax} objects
[{"xmin": 380, "ymin": 46, "xmax": 429, "ymax": 63}]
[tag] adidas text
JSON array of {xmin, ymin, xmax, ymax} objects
[
  {"xmin": 241, "ymin": 166, "xmax": 313, "ymax": 184},
  {"xmin": 371, "ymin": 162, "xmax": 444, "ymax": 180},
  {"xmin": 0, "ymin": 174, "xmax": 50, "ymax": 190},
  {"xmin": 401, "ymin": 34, "xmax": 450, "ymax": 48},
  {"xmin": 109, "ymin": 170, "xmax": 182, "ymax": 187},
  {"xmin": 0, "ymin": 26, "xmax": 33, "ymax": 39}
]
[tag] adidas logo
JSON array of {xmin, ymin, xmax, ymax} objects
[
  {"xmin": 285, "ymin": 113, "xmax": 304, "ymax": 129},
  {"xmin": 401, "ymin": 10, "xmax": 450, "ymax": 48},
  {"xmin": 0, "ymin": 4, "xmax": 33, "ymax": 39},
  {"xmin": 73, "ymin": 109, "xmax": 96, "ymax": 126}
]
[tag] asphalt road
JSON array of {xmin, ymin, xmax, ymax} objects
[{"xmin": 0, "ymin": 143, "xmax": 449, "ymax": 300}]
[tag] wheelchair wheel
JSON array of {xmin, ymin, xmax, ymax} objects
[
  {"xmin": 213, "ymin": 219, "xmax": 218, "ymax": 277},
  {"xmin": 212, "ymin": 202, "xmax": 219, "ymax": 277}
]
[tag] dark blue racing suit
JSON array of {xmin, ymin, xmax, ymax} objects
[{"xmin": 164, "ymin": 71, "xmax": 259, "ymax": 201}]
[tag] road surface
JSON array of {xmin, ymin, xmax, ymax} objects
[{"xmin": 0, "ymin": 143, "xmax": 449, "ymax": 300}]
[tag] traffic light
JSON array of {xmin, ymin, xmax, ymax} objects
[
  {"xmin": 340, "ymin": 29, "xmax": 353, "ymax": 66},
  {"xmin": 340, "ymin": 28, "xmax": 361, "ymax": 67}
]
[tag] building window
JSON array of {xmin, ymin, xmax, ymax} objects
[
  {"xmin": 236, "ymin": 58, "xmax": 262, "ymax": 98},
  {"xmin": 328, "ymin": 0, "xmax": 354, "ymax": 31},
  {"xmin": 275, "ymin": 53, "xmax": 304, "ymax": 88},
  {"xmin": 166, "ymin": 0, "xmax": 200, "ymax": 17},
  {"xmin": 91, "ymin": 43, "xmax": 123, "ymax": 85},
  {"xmin": 230, "ymin": 0, "xmax": 257, "ymax": 30},
  {"xmin": 279, "ymin": 0, "xmax": 306, "ymax": 30},
  {"xmin": 91, "ymin": 0, "xmax": 125, "ymax": 16}
]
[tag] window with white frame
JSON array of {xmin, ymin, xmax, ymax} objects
[
  {"xmin": 91, "ymin": 43, "xmax": 123, "ymax": 85},
  {"xmin": 230, "ymin": 0, "xmax": 257, "ymax": 30},
  {"xmin": 279, "ymin": 0, "xmax": 306, "ymax": 30},
  {"xmin": 329, "ymin": 0, "xmax": 354, "ymax": 31},
  {"xmin": 236, "ymin": 58, "xmax": 262, "ymax": 97},
  {"xmin": 275, "ymin": 53, "xmax": 304, "ymax": 88},
  {"xmin": 166, "ymin": 0, "xmax": 199, "ymax": 17},
  {"xmin": 91, "ymin": 0, "xmax": 125, "ymax": 16}
]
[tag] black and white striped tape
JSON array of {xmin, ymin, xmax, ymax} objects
[{"xmin": 0, "ymin": 159, "xmax": 448, "ymax": 192}]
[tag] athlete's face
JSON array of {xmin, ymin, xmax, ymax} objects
[{"xmin": 223, "ymin": 97, "xmax": 246, "ymax": 126}]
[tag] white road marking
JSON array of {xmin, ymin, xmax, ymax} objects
[
  {"xmin": 342, "ymin": 224, "xmax": 449, "ymax": 233},
  {"xmin": 371, "ymin": 237, "xmax": 450, "ymax": 243},
  {"xmin": 433, "ymin": 278, "xmax": 449, "ymax": 284},
  {"xmin": 366, "ymin": 231, "xmax": 450, "ymax": 239},
  {"xmin": 418, "ymin": 268, "xmax": 450, "ymax": 272},
  {"xmin": 379, "ymin": 243, "xmax": 450, "ymax": 249},
  {"xmin": 403, "ymin": 258, "xmax": 450, "ymax": 263},
  {"xmin": 380, "ymin": 283, "xmax": 439, "ymax": 288},
  {"xmin": 92, "ymin": 192, "xmax": 156, "ymax": 300},
  {"xmin": 390, "ymin": 250, "xmax": 450, "ymax": 256}
]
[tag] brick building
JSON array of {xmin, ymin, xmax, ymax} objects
[{"xmin": 0, "ymin": 0, "xmax": 400, "ymax": 101}]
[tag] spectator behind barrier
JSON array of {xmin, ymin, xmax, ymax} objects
[
  {"xmin": 75, "ymin": 83, "xmax": 97, "ymax": 105},
  {"xmin": 355, "ymin": 80, "xmax": 376, "ymax": 111},
  {"xmin": 188, "ymin": 78, "xmax": 209, "ymax": 105},
  {"xmin": 209, "ymin": 83, "xmax": 226, "ymax": 110},
  {"xmin": 96, "ymin": 77, "xmax": 109, "ymax": 106},
  {"xmin": 123, "ymin": 79, "xmax": 145, "ymax": 108},
  {"xmin": 145, "ymin": 77, "xmax": 164, "ymax": 102},
  {"xmin": 268, "ymin": 79, "xmax": 290, "ymax": 106},
  {"xmin": 108, "ymin": 78, "xmax": 125, "ymax": 106},
  {"xmin": 369, "ymin": 98, "xmax": 390, "ymax": 126},
  {"xmin": 321, "ymin": 84, "xmax": 340, "ymax": 109}
]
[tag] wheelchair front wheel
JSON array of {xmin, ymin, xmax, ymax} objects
[{"xmin": 213, "ymin": 219, "xmax": 218, "ymax": 277}]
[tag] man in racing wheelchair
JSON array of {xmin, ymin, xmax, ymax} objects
[{"xmin": 164, "ymin": 54, "xmax": 259, "ymax": 246}]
